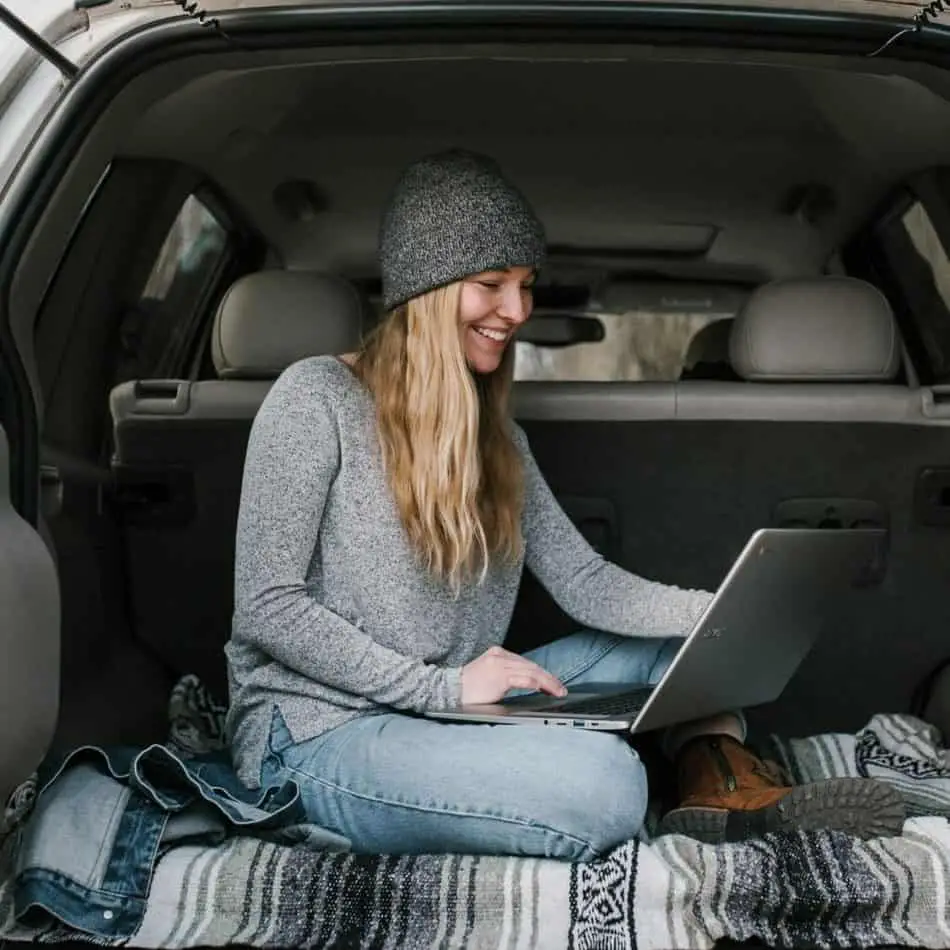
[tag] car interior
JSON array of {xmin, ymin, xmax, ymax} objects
[
  {"xmin": 5, "ymin": 12, "xmax": 950, "ymax": 944},
  {"xmin": 21, "ymin": 34, "xmax": 950, "ymax": 746}
]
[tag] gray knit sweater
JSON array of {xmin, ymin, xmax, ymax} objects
[{"xmin": 225, "ymin": 356, "xmax": 712, "ymax": 787}]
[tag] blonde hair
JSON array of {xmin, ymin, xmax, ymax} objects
[{"xmin": 354, "ymin": 282, "xmax": 524, "ymax": 590}]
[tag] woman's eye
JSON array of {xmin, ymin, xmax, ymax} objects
[{"xmin": 478, "ymin": 281, "xmax": 500, "ymax": 289}]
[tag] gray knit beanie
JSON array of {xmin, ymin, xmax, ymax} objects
[{"xmin": 379, "ymin": 149, "xmax": 546, "ymax": 312}]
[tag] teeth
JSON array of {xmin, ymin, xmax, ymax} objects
[{"xmin": 474, "ymin": 326, "xmax": 507, "ymax": 342}]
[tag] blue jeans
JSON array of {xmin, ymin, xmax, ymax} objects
[{"xmin": 260, "ymin": 631, "xmax": 681, "ymax": 861}]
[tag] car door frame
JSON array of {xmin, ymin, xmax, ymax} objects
[{"xmin": 0, "ymin": 1, "xmax": 76, "ymax": 809}]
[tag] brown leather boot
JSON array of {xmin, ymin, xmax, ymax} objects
[{"xmin": 658, "ymin": 735, "xmax": 905, "ymax": 843}]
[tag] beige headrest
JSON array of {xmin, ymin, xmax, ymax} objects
[
  {"xmin": 730, "ymin": 277, "xmax": 900, "ymax": 382},
  {"xmin": 212, "ymin": 271, "xmax": 366, "ymax": 380}
]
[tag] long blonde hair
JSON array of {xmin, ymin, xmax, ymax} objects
[{"xmin": 354, "ymin": 282, "xmax": 524, "ymax": 590}]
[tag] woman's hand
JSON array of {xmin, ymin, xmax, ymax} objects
[{"xmin": 460, "ymin": 645, "xmax": 567, "ymax": 705}]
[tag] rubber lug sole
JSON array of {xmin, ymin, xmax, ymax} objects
[{"xmin": 658, "ymin": 777, "xmax": 905, "ymax": 844}]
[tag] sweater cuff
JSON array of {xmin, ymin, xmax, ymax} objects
[{"xmin": 426, "ymin": 666, "xmax": 463, "ymax": 712}]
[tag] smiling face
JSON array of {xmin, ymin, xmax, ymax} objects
[{"xmin": 458, "ymin": 266, "xmax": 536, "ymax": 375}]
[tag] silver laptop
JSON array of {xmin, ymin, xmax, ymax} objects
[{"xmin": 426, "ymin": 528, "xmax": 885, "ymax": 733}]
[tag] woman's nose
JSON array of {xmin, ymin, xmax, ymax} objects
[{"xmin": 498, "ymin": 284, "xmax": 531, "ymax": 324}]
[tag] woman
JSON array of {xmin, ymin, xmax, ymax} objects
[{"xmin": 224, "ymin": 150, "xmax": 902, "ymax": 859}]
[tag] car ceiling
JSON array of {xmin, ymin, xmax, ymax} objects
[{"xmin": 108, "ymin": 46, "xmax": 950, "ymax": 282}]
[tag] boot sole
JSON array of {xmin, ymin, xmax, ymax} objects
[{"xmin": 658, "ymin": 777, "xmax": 905, "ymax": 844}]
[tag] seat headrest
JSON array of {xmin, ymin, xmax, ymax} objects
[
  {"xmin": 729, "ymin": 277, "xmax": 900, "ymax": 382},
  {"xmin": 212, "ymin": 271, "xmax": 366, "ymax": 380}
]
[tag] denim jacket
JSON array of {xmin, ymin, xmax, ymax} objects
[{"xmin": 11, "ymin": 742, "xmax": 349, "ymax": 941}]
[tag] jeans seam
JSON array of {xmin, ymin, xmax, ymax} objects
[
  {"xmin": 556, "ymin": 637, "xmax": 625, "ymax": 685},
  {"xmin": 276, "ymin": 759, "xmax": 599, "ymax": 855},
  {"xmin": 647, "ymin": 639, "xmax": 676, "ymax": 685}
]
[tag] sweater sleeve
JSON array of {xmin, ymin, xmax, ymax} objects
[
  {"xmin": 232, "ymin": 360, "xmax": 460, "ymax": 711},
  {"xmin": 513, "ymin": 424, "xmax": 713, "ymax": 638}
]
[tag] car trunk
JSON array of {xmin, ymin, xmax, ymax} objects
[
  {"xmin": 28, "ymin": 4, "xmax": 950, "ymax": 750},
  {"xmin": 3, "ymin": 3, "xmax": 950, "ymax": 948}
]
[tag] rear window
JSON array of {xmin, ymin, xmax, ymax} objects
[{"xmin": 514, "ymin": 288, "xmax": 742, "ymax": 382}]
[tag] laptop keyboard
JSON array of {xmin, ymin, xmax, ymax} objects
[{"xmin": 556, "ymin": 687, "xmax": 655, "ymax": 717}]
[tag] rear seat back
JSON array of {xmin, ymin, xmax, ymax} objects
[
  {"xmin": 512, "ymin": 277, "xmax": 946, "ymax": 738},
  {"xmin": 113, "ymin": 270, "xmax": 936, "ymax": 735},
  {"xmin": 110, "ymin": 271, "xmax": 365, "ymax": 695},
  {"xmin": 515, "ymin": 277, "xmax": 904, "ymax": 420}
]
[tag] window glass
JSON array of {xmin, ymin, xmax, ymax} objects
[
  {"xmin": 142, "ymin": 195, "xmax": 228, "ymax": 301},
  {"xmin": 876, "ymin": 199, "xmax": 950, "ymax": 382},
  {"xmin": 514, "ymin": 309, "xmax": 736, "ymax": 382},
  {"xmin": 114, "ymin": 195, "xmax": 229, "ymax": 383}
]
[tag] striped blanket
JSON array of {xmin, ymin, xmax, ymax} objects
[{"xmin": 3, "ymin": 702, "xmax": 950, "ymax": 949}]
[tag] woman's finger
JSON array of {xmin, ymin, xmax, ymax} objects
[{"xmin": 505, "ymin": 658, "xmax": 566, "ymax": 696}]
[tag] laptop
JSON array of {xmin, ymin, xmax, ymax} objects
[{"xmin": 425, "ymin": 527, "xmax": 885, "ymax": 733}]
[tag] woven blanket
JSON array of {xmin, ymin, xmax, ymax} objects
[{"xmin": 3, "ymin": 681, "xmax": 950, "ymax": 949}]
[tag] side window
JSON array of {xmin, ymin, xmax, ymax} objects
[
  {"xmin": 878, "ymin": 200, "xmax": 950, "ymax": 382},
  {"xmin": 514, "ymin": 301, "xmax": 740, "ymax": 382},
  {"xmin": 852, "ymin": 176, "xmax": 950, "ymax": 386},
  {"xmin": 113, "ymin": 194, "xmax": 230, "ymax": 384}
]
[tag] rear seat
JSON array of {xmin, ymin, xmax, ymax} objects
[
  {"xmin": 513, "ymin": 276, "xmax": 905, "ymax": 424},
  {"xmin": 111, "ymin": 270, "xmax": 931, "ymax": 734},
  {"xmin": 110, "ymin": 270, "xmax": 365, "ymax": 695},
  {"xmin": 677, "ymin": 275, "xmax": 905, "ymax": 419},
  {"xmin": 510, "ymin": 277, "xmax": 950, "ymax": 737}
]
